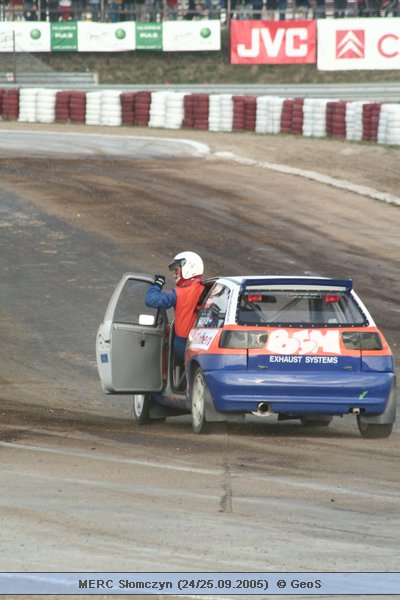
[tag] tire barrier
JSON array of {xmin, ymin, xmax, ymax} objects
[
  {"xmin": 233, "ymin": 95, "xmax": 245, "ymax": 131},
  {"xmin": 326, "ymin": 100, "xmax": 347, "ymax": 139},
  {"xmin": 0, "ymin": 86, "xmax": 399, "ymax": 146},
  {"xmin": 2, "ymin": 88, "xmax": 19, "ymax": 121},
  {"xmin": 255, "ymin": 96, "xmax": 285, "ymax": 135},
  {"xmin": 192, "ymin": 93, "xmax": 209, "ymax": 131},
  {"xmin": 303, "ymin": 98, "xmax": 331, "ymax": 138},
  {"xmin": 182, "ymin": 94, "xmax": 194, "ymax": 129},
  {"xmin": 362, "ymin": 102, "xmax": 381, "ymax": 143},
  {"xmin": 280, "ymin": 98, "xmax": 294, "ymax": 134},
  {"xmin": 378, "ymin": 104, "xmax": 400, "ymax": 145},
  {"xmin": 100, "ymin": 90, "xmax": 122, "ymax": 127},
  {"xmin": 244, "ymin": 96, "xmax": 257, "ymax": 132},
  {"xmin": 135, "ymin": 91, "xmax": 152, "ymax": 127},
  {"xmin": 18, "ymin": 87, "xmax": 38, "ymax": 123},
  {"xmin": 209, "ymin": 94, "xmax": 233, "ymax": 133},
  {"xmin": 292, "ymin": 97, "xmax": 304, "ymax": 136},
  {"xmin": 70, "ymin": 91, "xmax": 86, "ymax": 124},
  {"xmin": 55, "ymin": 90, "xmax": 72, "ymax": 123},
  {"xmin": 121, "ymin": 92, "xmax": 136, "ymax": 126},
  {"xmin": 86, "ymin": 91, "xmax": 102, "ymax": 125}
]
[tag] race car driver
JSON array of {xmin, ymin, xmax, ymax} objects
[{"xmin": 145, "ymin": 251, "xmax": 205, "ymax": 359}]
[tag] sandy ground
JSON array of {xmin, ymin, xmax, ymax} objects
[{"xmin": 0, "ymin": 122, "xmax": 399, "ymax": 599}]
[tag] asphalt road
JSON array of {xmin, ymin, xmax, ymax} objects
[{"xmin": 0, "ymin": 126, "xmax": 399, "ymax": 599}]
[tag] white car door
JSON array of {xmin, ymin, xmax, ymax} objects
[{"xmin": 96, "ymin": 273, "xmax": 168, "ymax": 393}]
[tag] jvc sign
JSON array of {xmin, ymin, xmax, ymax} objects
[
  {"xmin": 317, "ymin": 18, "xmax": 400, "ymax": 70},
  {"xmin": 231, "ymin": 21, "xmax": 316, "ymax": 64}
]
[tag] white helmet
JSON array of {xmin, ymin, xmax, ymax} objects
[{"xmin": 168, "ymin": 251, "xmax": 204, "ymax": 280}]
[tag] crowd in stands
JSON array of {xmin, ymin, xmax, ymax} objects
[{"xmin": 1, "ymin": 0, "xmax": 398, "ymax": 24}]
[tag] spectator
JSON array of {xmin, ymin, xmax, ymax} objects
[
  {"xmin": 333, "ymin": 0, "xmax": 347, "ymax": 16},
  {"xmin": 265, "ymin": 0, "xmax": 278, "ymax": 18},
  {"xmin": 251, "ymin": 0, "xmax": 263, "ymax": 18},
  {"xmin": 205, "ymin": 0, "xmax": 224, "ymax": 18},
  {"xmin": 134, "ymin": 0, "xmax": 146, "ymax": 19},
  {"xmin": 185, "ymin": 0, "xmax": 206, "ymax": 17},
  {"xmin": 365, "ymin": 0, "xmax": 380, "ymax": 13},
  {"xmin": 314, "ymin": 0, "xmax": 325, "ymax": 16},
  {"xmin": 89, "ymin": 0, "xmax": 100, "ymax": 20},
  {"xmin": 24, "ymin": 0, "xmax": 38, "ymax": 19},
  {"xmin": 278, "ymin": 0, "xmax": 287, "ymax": 18},
  {"xmin": 59, "ymin": 0, "xmax": 73, "ymax": 20},
  {"xmin": 293, "ymin": 0, "xmax": 310, "ymax": 17}
]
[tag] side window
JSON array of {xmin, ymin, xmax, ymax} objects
[
  {"xmin": 195, "ymin": 283, "xmax": 231, "ymax": 329},
  {"xmin": 114, "ymin": 279, "xmax": 161, "ymax": 326}
]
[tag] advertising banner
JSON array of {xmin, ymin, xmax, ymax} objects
[
  {"xmin": 136, "ymin": 22, "xmax": 162, "ymax": 50},
  {"xmin": 231, "ymin": 20, "xmax": 316, "ymax": 64},
  {"xmin": 318, "ymin": 18, "xmax": 400, "ymax": 70},
  {"xmin": 0, "ymin": 22, "xmax": 50, "ymax": 52},
  {"xmin": 51, "ymin": 22, "xmax": 78, "ymax": 51},
  {"xmin": 77, "ymin": 21, "xmax": 136, "ymax": 51},
  {"xmin": 163, "ymin": 20, "xmax": 221, "ymax": 51}
]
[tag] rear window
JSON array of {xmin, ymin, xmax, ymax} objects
[{"xmin": 237, "ymin": 290, "xmax": 368, "ymax": 327}]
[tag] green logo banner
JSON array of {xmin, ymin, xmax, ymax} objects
[
  {"xmin": 136, "ymin": 22, "xmax": 162, "ymax": 51},
  {"xmin": 51, "ymin": 22, "xmax": 78, "ymax": 52}
]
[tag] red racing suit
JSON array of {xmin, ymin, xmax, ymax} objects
[{"xmin": 145, "ymin": 276, "xmax": 205, "ymax": 355}]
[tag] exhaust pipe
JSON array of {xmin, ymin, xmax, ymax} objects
[{"xmin": 252, "ymin": 402, "xmax": 272, "ymax": 417}]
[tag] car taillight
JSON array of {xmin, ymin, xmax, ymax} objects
[
  {"xmin": 342, "ymin": 332, "xmax": 383, "ymax": 351},
  {"xmin": 325, "ymin": 294, "xmax": 340, "ymax": 303},
  {"xmin": 219, "ymin": 330, "xmax": 268, "ymax": 349}
]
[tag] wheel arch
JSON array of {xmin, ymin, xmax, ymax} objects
[
  {"xmin": 357, "ymin": 375, "xmax": 397, "ymax": 426},
  {"xmin": 189, "ymin": 361, "xmax": 226, "ymax": 423}
]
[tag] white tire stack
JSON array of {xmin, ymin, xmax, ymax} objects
[
  {"xmin": 219, "ymin": 94, "xmax": 233, "ymax": 132},
  {"xmin": 378, "ymin": 104, "xmax": 400, "ymax": 145},
  {"xmin": 345, "ymin": 101, "xmax": 366, "ymax": 142},
  {"xmin": 208, "ymin": 94, "xmax": 233, "ymax": 132},
  {"xmin": 148, "ymin": 91, "xmax": 169, "ymax": 128},
  {"xmin": 302, "ymin": 99, "xmax": 316, "ymax": 137},
  {"xmin": 18, "ymin": 88, "xmax": 39, "ymax": 123},
  {"xmin": 36, "ymin": 89, "xmax": 58, "ymax": 123},
  {"xmin": 208, "ymin": 94, "xmax": 221, "ymax": 132},
  {"xmin": 256, "ymin": 96, "xmax": 284, "ymax": 134},
  {"xmin": 255, "ymin": 96, "xmax": 270, "ymax": 134},
  {"xmin": 164, "ymin": 92, "xmax": 186, "ymax": 129},
  {"xmin": 86, "ymin": 91, "xmax": 102, "ymax": 125},
  {"xmin": 100, "ymin": 90, "xmax": 122, "ymax": 127},
  {"xmin": 303, "ymin": 99, "xmax": 330, "ymax": 138}
]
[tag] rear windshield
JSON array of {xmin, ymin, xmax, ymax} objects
[{"xmin": 238, "ymin": 290, "xmax": 368, "ymax": 327}]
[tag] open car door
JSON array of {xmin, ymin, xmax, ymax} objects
[{"xmin": 96, "ymin": 273, "xmax": 168, "ymax": 394}]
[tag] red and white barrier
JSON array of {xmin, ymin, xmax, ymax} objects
[{"xmin": 1, "ymin": 86, "xmax": 399, "ymax": 146}]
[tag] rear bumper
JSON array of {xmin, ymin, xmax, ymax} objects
[{"xmin": 204, "ymin": 369, "xmax": 395, "ymax": 417}]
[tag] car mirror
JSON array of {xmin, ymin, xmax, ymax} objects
[{"xmin": 139, "ymin": 314, "xmax": 155, "ymax": 326}]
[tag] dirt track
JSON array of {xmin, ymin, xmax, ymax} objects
[{"xmin": 0, "ymin": 123, "xmax": 399, "ymax": 595}]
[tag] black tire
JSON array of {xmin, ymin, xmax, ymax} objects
[
  {"xmin": 300, "ymin": 417, "xmax": 332, "ymax": 427},
  {"xmin": 357, "ymin": 418, "xmax": 393, "ymax": 439},
  {"xmin": 133, "ymin": 394, "xmax": 151, "ymax": 425},
  {"xmin": 190, "ymin": 368, "xmax": 211, "ymax": 434}
]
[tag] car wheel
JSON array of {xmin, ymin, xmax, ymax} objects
[
  {"xmin": 191, "ymin": 368, "xmax": 211, "ymax": 434},
  {"xmin": 357, "ymin": 418, "xmax": 393, "ymax": 439},
  {"xmin": 133, "ymin": 394, "xmax": 151, "ymax": 424},
  {"xmin": 300, "ymin": 417, "xmax": 332, "ymax": 428}
]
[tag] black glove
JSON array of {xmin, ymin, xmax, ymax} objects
[{"xmin": 154, "ymin": 274, "xmax": 166, "ymax": 289}]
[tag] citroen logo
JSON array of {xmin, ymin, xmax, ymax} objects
[{"xmin": 336, "ymin": 30, "xmax": 365, "ymax": 59}]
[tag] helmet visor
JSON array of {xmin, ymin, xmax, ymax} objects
[{"xmin": 168, "ymin": 258, "xmax": 186, "ymax": 271}]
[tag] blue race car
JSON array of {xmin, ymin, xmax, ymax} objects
[{"xmin": 96, "ymin": 274, "xmax": 397, "ymax": 438}]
